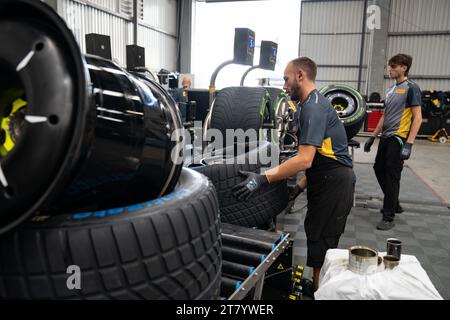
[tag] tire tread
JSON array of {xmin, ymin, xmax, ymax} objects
[{"xmin": 0, "ymin": 170, "xmax": 221, "ymax": 300}]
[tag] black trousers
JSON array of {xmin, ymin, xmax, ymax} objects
[
  {"xmin": 373, "ymin": 136, "xmax": 404, "ymax": 222},
  {"xmin": 305, "ymin": 166, "xmax": 355, "ymax": 268}
]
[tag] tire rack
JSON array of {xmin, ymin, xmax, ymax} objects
[{"xmin": 220, "ymin": 223, "xmax": 291, "ymax": 300}]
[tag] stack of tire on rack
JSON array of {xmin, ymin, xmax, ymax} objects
[
  {"xmin": 420, "ymin": 90, "xmax": 450, "ymax": 139},
  {"xmin": 192, "ymin": 87, "xmax": 289, "ymax": 229},
  {"xmin": 0, "ymin": 0, "xmax": 221, "ymax": 300},
  {"xmin": 319, "ymin": 84, "xmax": 367, "ymax": 139}
]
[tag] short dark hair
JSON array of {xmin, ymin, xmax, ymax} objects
[
  {"xmin": 290, "ymin": 57, "xmax": 317, "ymax": 81},
  {"xmin": 389, "ymin": 54, "xmax": 413, "ymax": 76}
]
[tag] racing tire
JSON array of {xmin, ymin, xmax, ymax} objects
[
  {"xmin": 0, "ymin": 168, "xmax": 221, "ymax": 300},
  {"xmin": 319, "ymin": 84, "xmax": 367, "ymax": 140},
  {"xmin": 208, "ymin": 87, "xmax": 270, "ymax": 147},
  {"xmin": 193, "ymin": 142, "xmax": 289, "ymax": 228}
]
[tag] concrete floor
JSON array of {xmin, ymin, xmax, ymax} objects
[{"xmin": 352, "ymin": 135, "xmax": 450, "ymax": 206}]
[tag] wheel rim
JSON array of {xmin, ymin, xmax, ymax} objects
[
  {"xmin": 326, "ymin": 92, "xmax": 356, "ymax": 118},
  {"xmin": 0, "ymin": 61, "xmax": 28, "ymax": 158}
]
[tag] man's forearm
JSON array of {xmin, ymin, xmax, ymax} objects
[
  {"xmin": 407, "ymin": 115, "xmax": 422, "ymax": 144},
  {"xmin": 265, "ymin": 154, "xmax": 312, "ymax": 183}
]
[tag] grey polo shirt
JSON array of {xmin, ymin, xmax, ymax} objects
[
  {"xmin": 297, "ymin": 89, "xmax": 353, "ymax": 173},
  {"xmin": 382, "ymin": 79, "xmax": 422, "ymax": 139}
]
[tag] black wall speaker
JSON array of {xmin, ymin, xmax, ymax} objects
[
  {"xmin": 259, "ymin": 41, "xmax": 277, "ymax": 70},
  {"xmin": 85, "ymin": 33, "xmax": 112, "ymax": 60},
  {"xmin": 126, "ymin": 45, "xmax": 145, "ymax": 70},
  {"xmin": 233, "ymin": 28, "xmax": 255, "ymax": 66}
]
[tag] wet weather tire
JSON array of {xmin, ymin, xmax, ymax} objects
[
  {"xmin": 209, "ymin": 87, "xmax": 270, "ymax": 147},
  {"xmin": 194, "ymin": 143, "xmax": 289, "ymax": 228},
  {"xmin": 0, "ymin": 168, "xmax": 221, "ymax": 300}
]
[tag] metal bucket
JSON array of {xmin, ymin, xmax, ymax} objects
[{"xmin": 348, "ymin": 246, "xmax": 381, "ymax": 275}]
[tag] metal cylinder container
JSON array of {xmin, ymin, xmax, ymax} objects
[
  {"xmin": 383, "ymin": 255, "xmax": 400, "ymax": 270},
  {"xmin": 0, "ymin": 0, "xmax": 183, "ymax": 234},
  {"xmin": 386, "ymin": 238, "xmax": 402, "ymax": 260},
  {"xmin": 348, "ymin": 246, "xmax": 381, "ymax": 275}
]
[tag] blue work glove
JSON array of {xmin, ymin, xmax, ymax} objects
[
  {"xmin": 232, "ymin": 170, "xmax": 268, "ymax": 201},
  {"xmin": 364, "ymin": 136, "xmax": 375, "ymax": 152},
  {"xmin": 400, "ymin": 142, "xmax": 413, "ymax": 160}
]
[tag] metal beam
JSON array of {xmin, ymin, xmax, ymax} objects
[
  {"xmin": 298, "ymin": 0, "xmax": 303, "ymax": 56},
  {"xmin": 301, "ymin": 32, "xmax": 371, "ymax": 36},
  {"xmin": 384, "ymin": 75, "xmax": 450, "ymax": 80},
  {"xmin": 367, "ymin": 0, "xmax": 391, "ymax": 96},
  {"xmin": 317, "ymin": 80, "xmax": 367, "ymax": 83},
  {"xmin": 318, "ymin": 64, "xmax": 368, "ymax": 68},
  {"xmin": 133, "ymin": 0, "xmax": 138, "ymax": 45},
  {"xmin": 178, "ymin": 0, "xmax": 193, "ymax": 73},
  {"xmin": 139, "ymin": 21, "xmax": 177, "ymax": 39},
  {"xmin": 204, "ymin": 0, "xmax": 264, "ymax": 2},
  {"xmin": 302, "ymin": 0, "xmax": 363, "ymax": 2},
  {"xmin": 388, "ymin": 31, "xmax": 450, "ymax": 36},
  {"xmin": 357, "ymin": 0, "xmax": 368, "ymax": 92}
]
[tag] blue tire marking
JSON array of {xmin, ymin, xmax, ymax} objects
[
  {"xmin": 72, "ymin": 188, "xmax": 189, "ymax": 220},
  {"xmin": 107, "ymin": 208, "xmax": 124, "ymax": 215},
  {"xmin": 72, "ymin": 212, "xmax": 92, "ymax": 219},
  {"xmin": 127, "ymin": 204, "xmax": 144, "ymax": 212}
]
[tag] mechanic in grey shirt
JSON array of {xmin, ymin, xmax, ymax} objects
[
  {"xmin": 364, "ymin": 54, "xmax": 422, "ymax": 230},
  {"xmin": 233, "ymin": 57, "xmax": 355, "ymax": 292}
]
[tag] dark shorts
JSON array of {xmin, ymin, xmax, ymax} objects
[
  {"xmin": 304, "ymin": 166, "xmax": 355, "ymax": 268},
  {"xmin": 307, "ymin": 236, "xmax": 340, "ymax": 268}
]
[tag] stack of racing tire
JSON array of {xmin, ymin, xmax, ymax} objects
[
  {"xmin": 192, "ymin": 86, "xmax": 291, "ymax": 229},
  {"xmin": 0, "ymin": 0, "xmax": 221, "ymax": 300}
]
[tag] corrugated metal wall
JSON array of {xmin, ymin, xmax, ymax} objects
[
  {"xmin": 387, "ymin": 36, "xmax": 450, "ymax": 76},
  {"xmin": 143, "ymin": 0, "xmax": 177, "ymax": 35},
  {"xmin": 60, "ymin": 0, "xmax": 133, "ymax": 65},
  {"xmin": 384, "ymin": 0, "xmax": 450, "ymax": 92},
  {"xmin": 300, "ymin": 0, "xmax": 450, "ymax": 94},
  {"xmin": 300, "ymin": 0, "xmax": 365, "ymax": 33},
  {"xmin": 388, "ymin": 0, "xmax": 450, "ymax": 32},
  {"xmin": 299, "ymin": 0, "xmax": 370, "ymax": 93},
  {"xmin": 57, "ymin": 0, "xmax": 178, "ymax": 70},
  {"xmin": 138, "ymin": 24, "xmax": 177, "ymax": 70},
  {"xmin": 86, "ymin": 0, "xmax": 118, "ymax": 12},
  {"xmin": 300, "ymin": 34, "xmax": 370, "ymax": 65}
]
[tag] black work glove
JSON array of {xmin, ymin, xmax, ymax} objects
[
  {"xmin": 232, "ymin": 170, "xmax": 269, "ymax": 201},
  {"xmin": 364, "ymin": 136, "xmax": 375, "ymax": 152},
  {"xmin": 400, "ymin": 142, "xmax": 413, "ymax": 160},
  {"xmin": 288, "ymin": 185, "xmax": 304, "ymax": 201}
]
